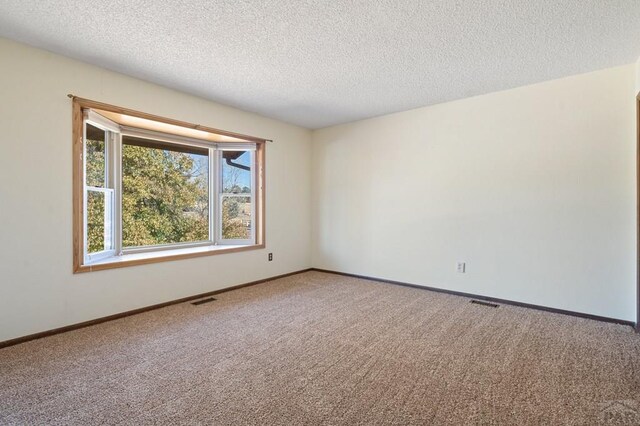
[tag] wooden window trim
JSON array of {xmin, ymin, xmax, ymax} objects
[{"xmin": 72, "ymin": 97, "xmax": 266, "ymax": 273}]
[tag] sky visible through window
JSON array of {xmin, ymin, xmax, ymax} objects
[
  {"xmin": 191, "ymin": 150, "xmax": 251, "ymax": 189},
  {"xmin": 222, "ymin": 151, "xmax": 251, "ymax": 192}
]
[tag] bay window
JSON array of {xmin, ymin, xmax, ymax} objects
[{"xmin": 73, "ymin": 97, "xmax": 266, "ymax": 272}]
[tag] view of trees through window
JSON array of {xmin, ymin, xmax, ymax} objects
[
  {"xmin": 121, "ymin": 137, "xmax": 209, "ymax": 248},
  {"xmin": 221, "ymin": 150, "xmax": 252, "ymax": 240},
  {"xmin": 85, "ymin": 124, "xmax": 110, "ymax": 253},
  {"xmin": 85, "ymin": 130, "xmax": 254, "ymax": 253}
]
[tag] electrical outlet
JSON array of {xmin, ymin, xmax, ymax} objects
[
  {"xmin": 268, "ymin": 253, "xmax": 273, "ymax": 261},
  {"xmin": 456, "ymin": 262, "xmax": 466, "ymax": 273}
]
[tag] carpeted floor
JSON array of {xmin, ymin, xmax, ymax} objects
[{"xmin": 1, "ymin": 271, "xmax": 639, "ymax": 425}]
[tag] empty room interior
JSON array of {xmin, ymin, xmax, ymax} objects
[{"xmin": 2, "ymin": 1, "xmax": 640, "ymax": 424}]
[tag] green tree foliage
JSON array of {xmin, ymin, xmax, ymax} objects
[
  {"xmin": 86, "ymin": 191, "xmax": 106, "ymax": 253},
  {"xmin": 85, "ymin": 137, "xmax": 105, "ymax": 187},
  {"xmin": 121, "ymin": 145, "xmax": 208, "ymax": 247},
  {"xmin": 222, "ymin": 197, "xmax": 250, "ymax": 239},
  {"xmin": 86, "ymin": 141, "xmax": 253, "ymax": 251},
  {"xmin": 86, "ymin": 134, "xmax": 107, "ymax": 253}
]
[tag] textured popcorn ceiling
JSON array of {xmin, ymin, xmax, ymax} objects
[{"xmin": 1, "ymin": 1, "xmax": 639, "ymax": 129}]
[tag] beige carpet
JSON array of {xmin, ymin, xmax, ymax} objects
[{"xmin": 1, "ymin": 271, "xmax": 639, "ymax": 425}]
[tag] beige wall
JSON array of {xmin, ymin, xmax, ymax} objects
[
  {"xmin": 0, "ymin": 38, "xmax": 312, "ymax": 341},
  {"xmin": 636, "ymin": 57, "xmax": 640, "ymax": 94},
  {"xmin": 1, "ymin": 37, "xmax": 637, "ymax": 342},
  {"xmin": 312, "ymin": 64, "xmax": 637, "ymax": 321}
]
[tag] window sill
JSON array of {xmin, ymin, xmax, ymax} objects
[{"xmin": 75, "ymin": 243, "xmax": 265, "ymax": 273}]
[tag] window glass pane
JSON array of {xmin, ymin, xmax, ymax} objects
[
  {"xmin": 222, "ymin": 196, "xmax": 251, "ymax": 240},
  {"xmin": 85, "ymin": 123, "xmax": 106, "ymax": 187},
  {"xmin": 122, "ymin": 136, "xmax": 209, "ymax": 247},
  {"xmin": 87, "ymin": 189, "xmax": 113, "ymax": 253},
  {"xmin": 222, "ymin": 151, "xmax": 251, "ymax": 194}
]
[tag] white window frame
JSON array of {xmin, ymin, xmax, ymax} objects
[
  {"xmin": 82, "ymin": 113, "xmax": 257, "ymax": 264},
  {"xmin": 217, "ymin": 147, "xmax": 256, "ymax": 245},
  {"xmin": 83, "ymin": 112, "xmax": 118, "ymax": 263}
]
